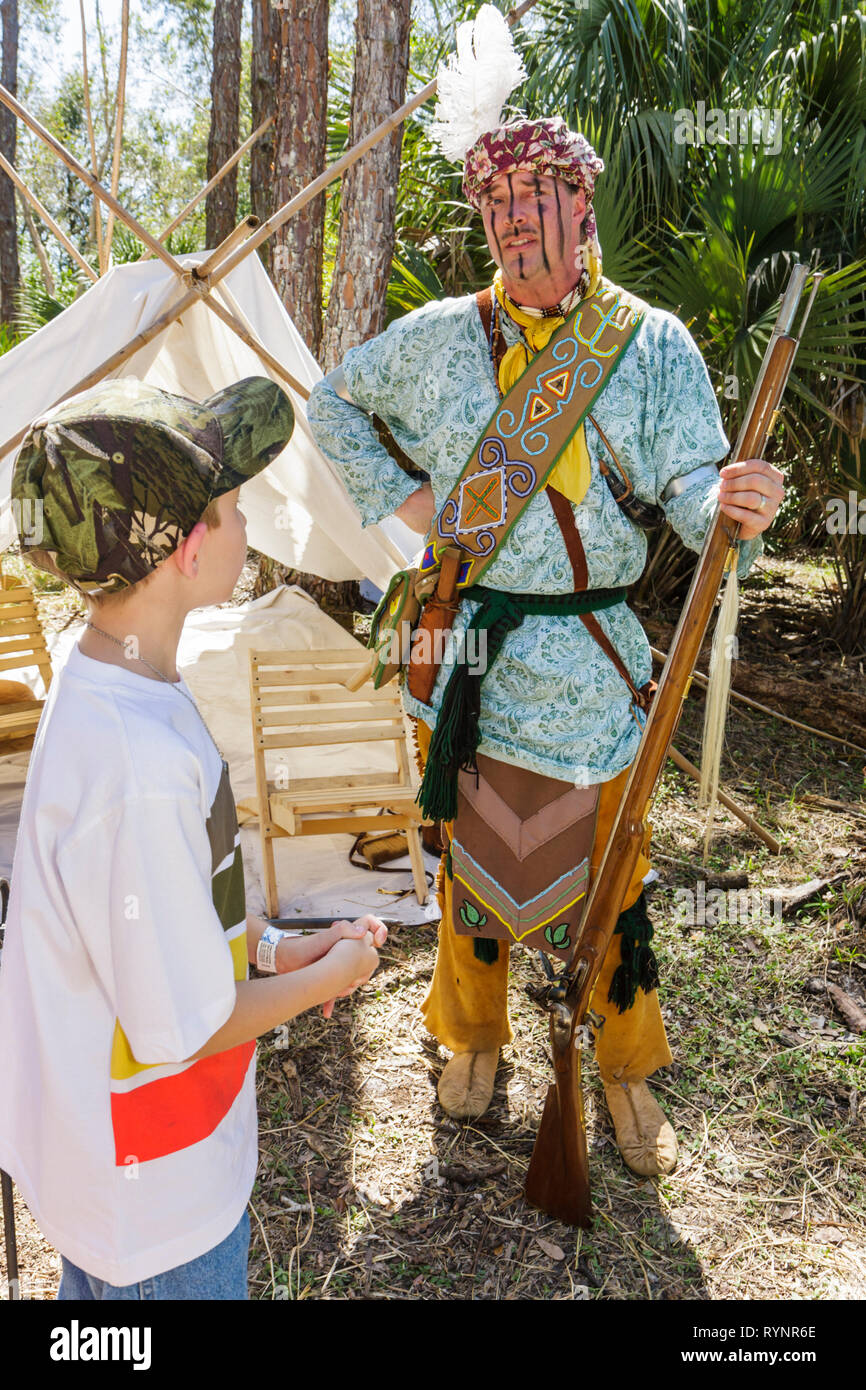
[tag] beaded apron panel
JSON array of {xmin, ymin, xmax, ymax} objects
[{"xmin": 450, "ymin": 752, "xmax": 600, "ymax": 961}]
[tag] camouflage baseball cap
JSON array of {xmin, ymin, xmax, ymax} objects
[{"xmin": 12, "ymin": 375, "xmax": 294, "ymax": 595}]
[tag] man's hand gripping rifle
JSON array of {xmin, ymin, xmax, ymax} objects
[{"xmin": 524, "ymin": 264, "xmax": 822, "ymax": 1227}]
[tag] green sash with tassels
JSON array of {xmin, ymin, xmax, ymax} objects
[{"xmin": 417, "ymin": 585, "xmax": 627, "ymax": 824}]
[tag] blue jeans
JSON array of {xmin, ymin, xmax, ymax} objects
[{"xmin": 57, "ymin": 1208, "xmax": 250, "ymax": 1300}]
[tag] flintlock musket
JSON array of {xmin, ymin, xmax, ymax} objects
[{"xmin": 524, "ymin": 263, "xmax": 822, "ymax": 1226}]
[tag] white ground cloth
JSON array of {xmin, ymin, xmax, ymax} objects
[
  {"xmin": 0, "ymin": 254, "xmax": 419, "ymax": 589},
  {"xmin": 0, "ymin": 587, "xmax": 440, "ymax": 926}
]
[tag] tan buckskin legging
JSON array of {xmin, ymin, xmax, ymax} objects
[{"xmin": 415, "ymin": 721, "xmax": 672, "ymax": 1084}]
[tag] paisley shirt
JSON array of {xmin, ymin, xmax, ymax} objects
[{"xmin": 307, "ymin": 292, "xmax": 761, "ymax": 785}]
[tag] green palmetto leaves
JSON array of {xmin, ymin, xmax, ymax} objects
[{"xmin": 506, "ymin": 0, "xmax": 866, "ymax": 637}]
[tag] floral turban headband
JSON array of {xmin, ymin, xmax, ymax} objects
[{"xmin": 463, "ymin": 116, "xmax": 605, "ymax": 249}]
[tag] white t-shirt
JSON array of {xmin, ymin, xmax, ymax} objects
[{"xmin": 0, "ymin": 645, "xmax": 257, "ymax": 1286}]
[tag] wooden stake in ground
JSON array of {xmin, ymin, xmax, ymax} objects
[{"xmin": 668, "ymin": 745, "xmax": 780, "ymax": 854}]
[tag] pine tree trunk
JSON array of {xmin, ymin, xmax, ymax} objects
[
  {"xmin": 322, "ymin": 0, "xmax": 410, "ymax": 371},
  {"xmin": 205, "ymin": 0, "xmax": 242, "ymax": 251},
  {"xmin": 0, "ymin": 0, "xmax": 19, "ymax": 330},
  {"xmin": 250, "ymin": 0, "xmax": 278, "ymax": 276},
  {"xmin": 272, "ymin": 0, "xmax": 328, "ymax": 361}
]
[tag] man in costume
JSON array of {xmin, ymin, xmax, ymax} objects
[{"xmin": 307, "ymin": 44, "xmax": 782, "ymax": 1176}]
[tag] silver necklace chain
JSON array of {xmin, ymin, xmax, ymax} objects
[{"xmin": 85, "ymin": 623, "xmax": 227, "ymax": 770}]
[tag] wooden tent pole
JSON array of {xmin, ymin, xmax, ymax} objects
[
  {"xmin": 193, "ymin": 215, "xmax": 260, "ymax": 279},
  {"xmin": 143, "ymin": 117, "xmax": 274, "ymax": 258},
  {"xmin": 0, "ymin": 84, "xmax": 184, "ymax": 277},
  {"xmin": 103, "ymin": 0, "xmax": 130, "ymax": 263},
  {"xmin": 0, "ymin": 150, "xmax": 98, "ymax": 281},
  {"xmin": 194, "ymin": 284, "xmax": 311, "ymax": 400},
  {"xmin": 78, "ymin": 0, "xmax": 105, "ymax": 273}
]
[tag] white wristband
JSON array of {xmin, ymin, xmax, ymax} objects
[{"xmin": 256, "ymin": 923, "xmax": 286, "ymax": 974}]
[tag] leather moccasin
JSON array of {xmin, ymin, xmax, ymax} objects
[
  {"xmin": 437, "ymin": 1050, "xmax": 499, "ymax": 1119},
  {"xmin": 603, "ymin": 1079, "xmax": 678, "ymax": 1176}
]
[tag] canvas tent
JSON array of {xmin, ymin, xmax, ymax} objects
[{"xmin": 0, "ymin": 251, "xmax": 416, "ymax": 587}]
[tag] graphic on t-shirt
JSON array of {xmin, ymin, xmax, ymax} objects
[{"xmin": 109, "ymin": 768, "xmax": 251, "ymax": 1165}]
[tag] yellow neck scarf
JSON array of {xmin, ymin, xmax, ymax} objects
[{"xmin": 493, "ymin": 258, "xmax": 602, "ymax": 507}]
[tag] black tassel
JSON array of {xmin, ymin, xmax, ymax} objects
[{"xmin": 607, "ymin": 890, "xmax": 659, "ymax": 1013}]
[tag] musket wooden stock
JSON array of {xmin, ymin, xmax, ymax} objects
[
  {"xmin": 525, "ymin": 264, "xmax": 817, "ymax": 1224},
  {"xmin": 524, "ymin": 1008, "xmax": 591, "ymax": 1226}
]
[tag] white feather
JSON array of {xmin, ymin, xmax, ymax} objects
[{"xmin": 430, "ymin": 4, "xmax": 527, "ymax": 162}]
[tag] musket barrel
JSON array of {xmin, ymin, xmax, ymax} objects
[
  {"xmin": 562, "ymin": 270, "xmax": 812, "ymax": 996},
  {"xmin": 739, "ymin": 264, "xmax": 810, "ymax": 429},
  {"xmin": 736, "ymin": 335, "xmax": 798, "ymax": 460}
]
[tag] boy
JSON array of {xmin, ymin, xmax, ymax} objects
[{"xmin": 0, "ymin": 376, "xmax": 385, "ymax": 1299}]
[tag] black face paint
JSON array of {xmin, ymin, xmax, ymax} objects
[
  {"xmin": 517, "ymin": 253, "xmax": 525, "ymax": 278},
  {"xmin": 489, "ymin": 206, "xmax": 504, "ymax": 265},
  {"xmin": 534, "ymin": 175, "xmax": 551, "ymax": 274},
  {"xmin": 553, "ymin": 182, "xmax": 566, "ymax": 257},
  {"xmin": 506, "ymin": 172, "xmax": 516, "ymax": 224}
]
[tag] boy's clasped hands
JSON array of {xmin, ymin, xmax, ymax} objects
[{"xmin": 250, "ymin": 913, "xmax": 387, "ymax": 1018}]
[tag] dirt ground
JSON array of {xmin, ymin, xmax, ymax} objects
[{"xmin": 2, "ymin": 550, "xmax": 864, "ymax": 1301}]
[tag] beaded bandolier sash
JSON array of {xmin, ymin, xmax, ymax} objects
[
  {"xmin": 416, "ymin": 280, "xmax": 646, "ymax": 592},
  {"xmin": 418, "ymin": 281, "xmax": 660, "ymax": 1003}
]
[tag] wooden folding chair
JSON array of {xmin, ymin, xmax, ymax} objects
[
  {"xmin": 249, "ymin": 648, "xmax": 430, "ymax": 917},
  {"xmin": 0, "ymin": 571, "xmax": 53, "ymax": 746}
]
